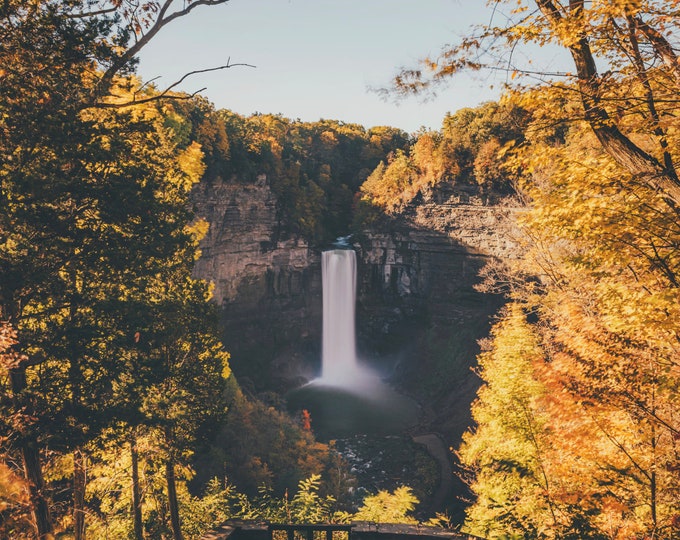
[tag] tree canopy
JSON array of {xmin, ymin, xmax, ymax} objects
[
  {"xmin": 356, "ymin": 101, "xmax": 527, "ymax": 216},
  {"xmin": 377, "ymin": 1, "xmax": 680, "ymax": 537},
  {"xmin": 393, "ymin": 0, "xmax": 680, "ymax": 207}
]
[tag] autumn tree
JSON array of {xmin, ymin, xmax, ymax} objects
[
  {"xmin": 124, "ymin": 276, "xmax": 231, "ymax": 540},
  {"xmin": 209, "ymin": 110, "xmax": 408, "ymax": 243},
  {"xmin": 360, "ymin": 150, "xmax": 414, "ymax": 212},
  {"xmin": 458, "ymin": 92, "xmax": 680, "ymax": 537},
  {"xmin": 459, "ymin": 306, "xmax": 548, "ymax": 538},
  {"xmin": 393, "ymin": 0, "xmax": 680, "ymax": 206},
  {"xmin": 0, "ymin": 1, "xmax": 236, "ymax": 537}
]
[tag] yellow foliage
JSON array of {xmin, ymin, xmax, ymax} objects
[
  {"xmin": 177, "ymin": 141, "xmax": 206, "ymax": 190},
  {"xmin": 353, "ymin": 486, "xmax": 419, "ymax": 524},
  {"xmin": 360, "ymin": 130, "xmax": 458, "ymax": 213},
  {"xmin": 186, "ymin": 217, "xmax": 210, "ymax": 245},
  {"xmin": 462, "ymin": 66, "xmax": 680, "ymax": 535}
]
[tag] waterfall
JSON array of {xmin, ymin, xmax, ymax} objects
[
  {"xmin": 286, "ymin": 245, "xmax": 419, "ymax": 439},
  {"xmin": 321, "ymin": 249, "xmax": 358, "ymax": 384}
]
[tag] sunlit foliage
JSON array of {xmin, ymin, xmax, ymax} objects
[
  {"xmin": 392, "ymin": 0, "xmax": 680, "ymax": 204},
  {"xmin": 353, "ymin": 486, "xmax": 420, "ymax": 525},
  {"xmin": 0, "ymin": 2, "xmax": 236, "ymax": 538},
  {"xmin": 357, "ymin": 102, "xmax": 527, "ymax": 214},
  {"xmin": 460, "ymin": 84, "xmax": 680, "ymax": 538},
  {"xmin": 383, "ymin": 2, "xmax": 680, "ymax": 536},
  {"xmin": 211, "ymin": 111, "xmax": 409, "ymax": 242}
]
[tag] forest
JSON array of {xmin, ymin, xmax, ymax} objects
[{"xmin": 2, "ymin": 0, "xmax": 680, "ymax": 539}]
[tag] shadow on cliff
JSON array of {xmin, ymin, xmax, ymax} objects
[
  {"xmin": 352, "ymin": 192, "xmax": 514, "ymax": 430},
  {"xmin": 349, "ymin": 189, "xmax": 517, "ymax": 520}
]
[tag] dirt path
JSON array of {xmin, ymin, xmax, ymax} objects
[{"xmin": 413, "ymin": 432, "xmax": 453, "ymax": 514}]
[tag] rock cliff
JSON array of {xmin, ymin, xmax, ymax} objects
[
  {"xmin": 355, "ymin": 191, "xmax": 522, "ymax": 439},
  {"xmin": 192, "ymin": 175, "xmax": 523, "ymax": 429},
  {"xmin": 192, "ymin": 175, "xmax": 322, "ymax": 391}
]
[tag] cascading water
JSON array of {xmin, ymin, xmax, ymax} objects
[
  {"xmin": 286, "ymin": 238, "xmax": 418, "ymax": 440},
  {"xmin": 321, "ymin": 249, "xmax": 359, "ymax": 384}
]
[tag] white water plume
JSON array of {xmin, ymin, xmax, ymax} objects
[{"xmin": 321, "ymin": 249, "xmax": 362, "ymax": 385}]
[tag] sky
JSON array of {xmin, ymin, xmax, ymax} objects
[{"xmin": 136, "ymin": 0, "xmax": 530, "ymax": 134}]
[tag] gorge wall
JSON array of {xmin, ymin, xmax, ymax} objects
[
  {"xmin": 192, "ymin": 175, "xmax": 322, "ymax": 392},
  {"xmin": 352, "ymin": 187, "xmax": 522, "ymax": 442},
  {"xmin": 192, "ymin": 176, "xmax": 523, "ymax": 438}
]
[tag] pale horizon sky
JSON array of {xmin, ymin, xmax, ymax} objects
[{"xmin": 136, "ymin": 0, "xmax": 565, "ymax": 134}]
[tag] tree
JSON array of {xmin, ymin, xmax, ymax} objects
[
  {"xmin": 356, "ymin": 100, "xmax": 529, "ymax": 217},
  {"xmin": 513, "ymin": 119, "xmax": 680, "ymax": 536},
  {"xmin": 359, "ymin": 150, "xmax": 415, "ymax": 212},
  {"xmin": 393, "ymin": 0, "xmax": 680, "ymax": 206},
  {"xmin": 458, "ymin": 92, "xmax": 680, "ymax": 537},
  {"xmin": 458, "ymin": 305, "xmax": 558, "ymax": 539},
  {"xmin": 135, "ymin": 276, "xmax": 231, "ymax": 540},
  {"xmin": 0, "ymin": 1, "xmax": 236, "ymax": 536},
  {"xmin": 353, "ymin": 486, "xmax": 419, "ymax": 524}
]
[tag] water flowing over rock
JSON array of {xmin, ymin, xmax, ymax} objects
[
  {"xmin": 321, "ymin": 249, "xmax": 359, "ymax": 384},
  {"xmin": 287, "ymin": 247, "xmax": 419, "ymax": 441}
]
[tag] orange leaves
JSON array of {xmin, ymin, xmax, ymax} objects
[
  {"xmin": 300, "ymin": 409, "xmax": 312, "ymax": 432},
  {"xmin": 114, "ymin": 0, "xmax": 161, "ymax": 35},
  {"xmin": 0, "ymin": 459, "xmax": 32, "ymax": 539},
  {"xmin": 0, "ymin": 321, "xmax": 26, "ymax": 375},
  {"xmin": 464, "ymin": 293, "xmax": 680, "ymax": 536},
  {"xmin": 462, "ymin": 83, "xmax": 680, "ymax": 532}
]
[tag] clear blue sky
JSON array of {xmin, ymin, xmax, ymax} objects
[{"xmin": 136, "ymin": 0, "xmax": 531, "ymax": 133}]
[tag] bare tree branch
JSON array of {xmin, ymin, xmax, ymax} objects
[
  {"xmin": 64, "ymin": 7, "xmax": 118, "ymax": 19},
  {"xmin": 92, "ymin": 0, "xmax": 233, "ymax": 104},
  {"xmin": 634, "ymin": 15, "xmax": 680, "ymax": 86},
  {"xmin": 624, "ymin": 13, "xmax": 677, "ymax": 181},
  {"xmin": 97, "ymin": 59, "xmax": 256, "ymax": 108}
]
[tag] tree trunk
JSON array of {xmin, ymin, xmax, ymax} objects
[
  {"xmin": 130, "ymin": 431, "xmax": 144, "ymax": 540},
  {"xmin": 165, "ymin": 459, "xmax": 183, "ymax": 540},
  {"xmin": 534, "ymin": 0, "xmax": 680, "ymax": 207},
  {"xmin": 73, "ymin": 448, "xmax": 86, "ymax": 540},
  {"xmin": 10, "ymin": 367, "xmax": 54, "ymax": 539},
  {"xmin": 69, "ymin": 267, "xmax": 87, "ymax": 540},
  {"xmin": 164, "ymin": 427, "xmax": 183, "ymax": 540}
]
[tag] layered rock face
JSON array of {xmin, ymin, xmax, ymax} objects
[
  {"xmin": 193, "ymin": 174, "xmax": 315, "ymax": 307},
  {"xmin": 357, "ymin": 194, "xmax": 522, "ymax": 438},
  {"xmin": 192, "ymin": 175, "xmax": 322, "ymax": 391},
  {"xmin": 192, "ymin": 176, "xmax": 522, "ymax": 423},
  {"xmin": 358, "ymin": 197, "xmax": 521, "ymax": 328}
]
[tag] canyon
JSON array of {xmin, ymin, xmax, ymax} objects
[
  {"xmin": 192, "ymin": 175, "xmax": 523, "ymax": 444},
  {"xmin": 191, "ymin": 172, "xmax": 524, "ymax": 517}
]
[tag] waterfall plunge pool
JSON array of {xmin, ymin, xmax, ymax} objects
[{"xmin": 286, "ymin": 374, "xmax": 419, "ymax": 441}]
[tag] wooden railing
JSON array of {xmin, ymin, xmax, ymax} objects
[{"xmin": 268, "ymin": 523, "xmax": 353, "ymax": 540}]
